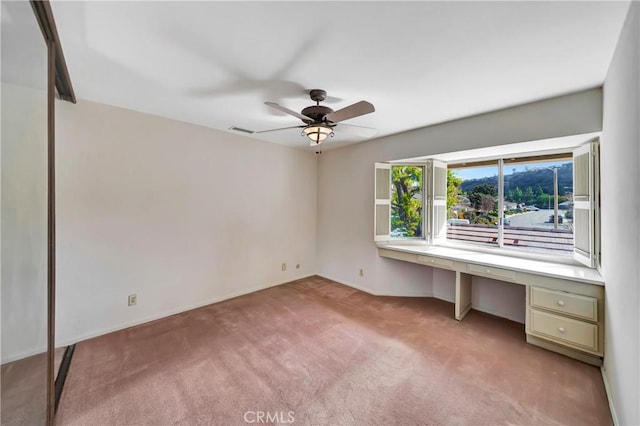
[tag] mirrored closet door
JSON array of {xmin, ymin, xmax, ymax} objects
[{"xmin": 1, "ymin": 1, "xmax": 50, "ymax": 424}]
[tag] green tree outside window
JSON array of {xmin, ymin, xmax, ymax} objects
[{"xmin": 391, "ymin": 166, "xmax": 423, "ymax": 237}]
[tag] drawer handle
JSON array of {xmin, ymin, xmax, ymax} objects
[
  {"xmin": 430, "ymin": 259, "xmax": 434, "ymax": 263},
  {"xmin": 557, "ymin": 300, "xmax": 565, "ymax": 307},
  {"xmin": 558, "ymin": 327, "xmax": 566, "ymax": 333},
  {"xmin": 485, "ymin": 269, "xmax": 491, "ymax": 273}
]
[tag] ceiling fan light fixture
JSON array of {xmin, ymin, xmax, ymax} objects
[{"xmin": 302, "ymin": 124, "xmax": 334, "ymax": 145}]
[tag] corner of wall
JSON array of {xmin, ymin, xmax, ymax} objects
[
  {"xmin": 601, "ymin": 2, "xmax": 640, "ymax": 424},
  {"xmin": 601, "ymin": 366, "xmax": 621, "ymax": 426}
]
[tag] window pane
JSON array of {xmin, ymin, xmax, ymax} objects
[
  {"xmin": 447, "ymin": 163, "xmax": 499, "ymax": 246},
  {"xmin": 503, "ymin": 160, "xmax": 573, "ymax": 254},
  {"xmin": 391, "ymin": 166, "xmax": 423, "ymax": 238}
]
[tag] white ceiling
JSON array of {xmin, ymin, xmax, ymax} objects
[{"xmin": 50, "ymin": 1, "xmax": 630, "ymax": 151}]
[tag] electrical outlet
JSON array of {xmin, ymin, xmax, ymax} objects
[
  {"xmin": 296, "ymin": 264, "xmax": 300, "ymax": 269},
  {"xmin": 281, "ymin": 263, "xmax": 287, "ymax": 271},
  {"xmin": 128, "ymin": 294, "xmax": 137, "ymax": 306},
  {"xmin": 359, "ymin": 269, "xmax": 364, "ymax": 277}
]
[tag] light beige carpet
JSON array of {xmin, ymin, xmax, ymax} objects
[
  {"xmin": 56, "ymin": 276, "xmax": 611, "ymax": 425},
  {"xmin": 1, "ymin": 347, "xmax": 66, "ymax": 425}
]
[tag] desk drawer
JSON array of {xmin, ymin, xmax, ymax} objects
[
  {"xmin": 530, "ymin": 309, "xmax": 598, "ymax": 352},
  {"xmin": 467, "ymin": 263, "xmax": 516, "ymax": 281},
  {"xmin": 530, "ymin": 286, "xmax": 597, "ymax": 321},
  {"xmin": 417, "ymin": 255, "xmax": 453, "ymax": 269}
]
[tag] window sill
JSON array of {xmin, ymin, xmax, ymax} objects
[{"xmin": 377, "ymin": 241, "xmax": 604, "ymax": 286}]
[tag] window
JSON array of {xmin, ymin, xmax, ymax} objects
[
  {"xmin": 390, "ymin": 166, "xmax": 424, "ymax": 238},
  {"xmin": 447, "ymin": 161, "xmax": 499, "ymax": 247},
  {"xmin": 374, "ymin": 138, "xmax": 600, "ymax": 267},
  {"xmin": 447, "ymin": 155, "xmax": 575, "ymax": 254},
  {"xmin": 502, "ymin": 156, "xmax": 574, "ymax": 254}
]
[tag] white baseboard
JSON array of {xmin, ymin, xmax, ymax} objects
[
  {"xmin": 1, "ymin": 346, "xmax": 48, "ymax": 365},
  {"xmin": 318, "ymin": 275, "xmax": 528, "ymax": 325},
  {"xmin": 317, "ymin": 274, "xmax": 433, "ymax": 298},
  {"xmin": 59, "ymin": 273, "xmax": 430, "ymax": 350},
  {"xmin": 470, "ymin": 305, "xmax": 525, "ymax": 324},
  {"xmin": 432, "ymin": 294, "xmax": 455, "ymax": 304},
  {"xmin": 56, "ymin": 274, "xmax": 314, "ymax": 348},
  {"xmin": 316, "ymin": 274, "xmax": 381, "ymax": 295},
  {"xmin": 319, "ymin": 275, "xmax": 381, "ymax": 295},
  {"xmin": 600, "ymin": 365, "xmax": 619, "ymax": 425}
]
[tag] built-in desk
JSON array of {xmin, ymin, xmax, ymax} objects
[{"xmin": 378, "ymin": 243, "xmax": 605, "ymax": 365}]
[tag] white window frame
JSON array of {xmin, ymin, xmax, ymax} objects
[
  {"xmin": 429, "ymin": 160, "xmax": 448, "ymax": 243},
  {"xmin": 375, "ymin": 163, "xmax": 426, "ymax": 241},
  {"xmin": 374, "ymin": 162, "xmax": 391, "ymax": 242},
  {"xmin": 374, "ymin": 138, "xmax": 600, "ymax": 268},
  {"xmin": 572, "ymin": 140, "xmax": 599, "ymax": 267}
]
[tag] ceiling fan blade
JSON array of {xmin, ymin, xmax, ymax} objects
[
  {"xmin": 325, "ymin": 100, "xmax": 375, "ymax": 123},
  {"xmin": 255, "ymin": 125, "xmax": 305, "ymax": 134},
  {"xmin": 338, "ymin": 123, "xmax": 377, "ymax": 138},
  {"xmin": 264, "ymin": 102, "xmax": 312, "ymax": 123}
]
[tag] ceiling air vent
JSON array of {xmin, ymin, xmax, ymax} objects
[{"xmin": 229, "ymin": 126, "xmax": 255, "ymax": 134}]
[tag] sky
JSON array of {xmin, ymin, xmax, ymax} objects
[{"xmin": 452, "ymin": 160, "xmax": 571, "ymax": 181}]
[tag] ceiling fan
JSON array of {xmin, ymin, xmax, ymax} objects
[{"xmin": 256, "ymin": 89, "xmax": 376, "ymax": 146}]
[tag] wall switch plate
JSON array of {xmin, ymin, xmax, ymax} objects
[
  {"xmin": 359, "ymin": 269, "xmax": 364, "ymax": 277},
  {"xmin": 296, "ymin": 264, "xmax": 300, "ymax": 269},
  {"xmin": 128, "ymin": 294, "xmax": 137, "ymax": 306},
  {"xmin": 281, "ymin": 263, "xmax": 287, "ymax": 271}
]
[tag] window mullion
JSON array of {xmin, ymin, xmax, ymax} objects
[
  {"xmin": 426, "ymin": 161, "xmax": 433, "ymax": 244},
  {"xmin": 498, "ymin": 158, "xmax": 504, "ymax": 248},
  {"xmin": 423, "ymin": 164, "xmax": 429, "ymax": 242}
]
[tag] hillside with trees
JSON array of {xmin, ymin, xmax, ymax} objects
[
  {"xmin": 459, "ymin": 163, "xmax": 572, "ymax": 195},
  {"xmin": 448, "ymin": 163, "xmax": 573, "ymax": 224}
]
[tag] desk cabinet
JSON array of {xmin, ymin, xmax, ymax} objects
[
  {"xmin": 526, "ymin": 285, "xmax": 604, "ymax": 362},
  {"xmin": 378, "ymin": 246, "xmax": 605, "ymax": 365}
]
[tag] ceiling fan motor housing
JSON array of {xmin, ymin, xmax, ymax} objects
[{"xmin": 301, "ymin": 105, "xmax": 334, "ymax": 123}]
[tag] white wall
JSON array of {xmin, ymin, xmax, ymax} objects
[
  {"xmin": 317, "ymin": 88, "xmax": 602, "ymax": 320},
  {"xmin": 601, "ymin": 2, "xmax": 640, "ymax": 424},
  {"xmin": 1, "ymin": 83, "xmax": 48, "ymax": 362},
  {"xmin": 55, "ymin": 99, "xmax": 317, "ymax": 346},
  {"xmin": 432, "ymin": 272, "xmax": 525, "ymax": 323}
]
